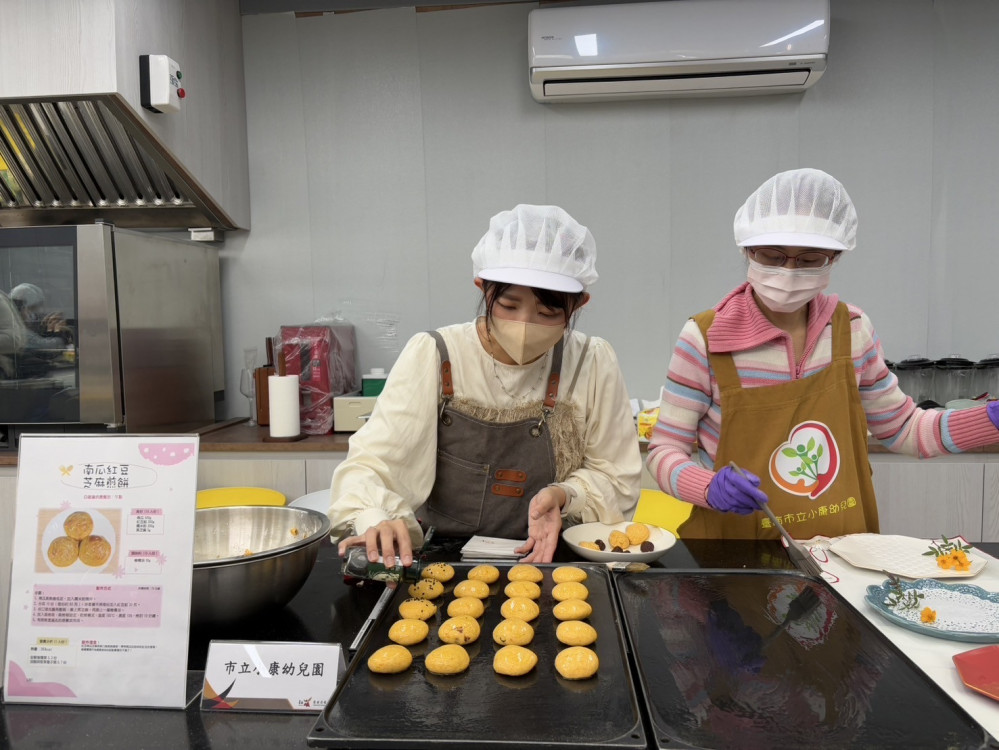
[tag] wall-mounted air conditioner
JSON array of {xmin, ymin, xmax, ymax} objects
[{"xmin": 529, "ymin": 0, "xmax": 829, "ymax": 102}]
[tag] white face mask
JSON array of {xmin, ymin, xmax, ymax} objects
[
  {"xmin": 747, "ymin": 259, "xmax": 832, "ymax": 314},
  {"xmin": 489, "ymin": 317, "xmax": 565, "ymax": 364}
]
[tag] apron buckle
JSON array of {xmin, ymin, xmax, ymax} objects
[{"xmin": 530, "ymin": 407, "xmax": 551, "ymax": 438}]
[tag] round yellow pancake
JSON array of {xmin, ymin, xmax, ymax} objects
[
  {"xmin": 437, "ymin": 615, "xmax": 481, "ymax": 645},
  {"xmin": 553, "ymin": 599, "xmax": 593, "ymax": 621},
  {"xmin": 407, "ymin": 579, "xmax": 444, "ymax": 600},
  {"xmin": 453, "ymin": 579, "xmax": 490, "ymax": 599},
  {"xmin": 388, "ymin": 618, "xmax": 429, "ymax": 646},
  {"xmin": 500, "ymin": 597, "xmax": 540, "ymax": 622},
  {"xmin": 447, "ymin": 596, "xmax": 485, "ymax": 618},
  {"xmin": 507, "ymin": 564, "xmax": 544, "ymax": 583},
  {"xmin": 420, "ymin": 562, "xmax": 456, "ymax": 582},
  {"xmin": 556, "ymin": 620, "xmax": 598, "ymax": 647},
  {"xmin": 555, "ymin": 646, "xmax": 599, "ymax": 680},
  {"xmin": 467, "ymin": 564, "xmax": 500, "ymax": 583},
  {"xmin": 552, "ymin": 566, "xmax": 588, "ymax": 583},
  {"xmin": 493, "ymin": 645, "xmax": 538, "ymax": 677},
  {"xmin": 367, "ymin": 644, "xmax": 412, "ymax": 674},
  {"xmin": 504, "ymin": 580, "xmax": 541, "ymax": 600},
  {"xmin": 552, "ymin": 581, "xmax": 589, "ymax": 602},
  {"xmin": 398, "ymin": 598, "xmax": 438, "ymax": 621},
  {"xmin": 425, "ymin": 644, "xmax": 470, "ymax": 675},
  {"xmin": 492, "ymin": 617, "xmax": 534, "ymax": 646}
]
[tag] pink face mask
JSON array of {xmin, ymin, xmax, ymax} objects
[{"xmin": 747, "ymin": 259, "xmax": 832, "ymax": 314}]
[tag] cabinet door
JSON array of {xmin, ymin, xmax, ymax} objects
[
  {"xmin": 306, "ymin": 458, "xmax": 344, "ymax": 495},
  {"xmin": 870, "ymin": 458, "xmax": 984, "ymax": 541},
  {"xmin": 197, "ymin": 458, "xmax": 307, "ymax": 505},
  {"xmin": 984, "ymin": 463, "xmax": 999, "ymax": 543}
]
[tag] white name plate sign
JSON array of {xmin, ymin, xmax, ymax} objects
[{"xmin": 201, "ymin": 640, "xmax": 344, "ymax": 713}]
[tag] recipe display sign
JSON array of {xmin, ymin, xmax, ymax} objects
[{"xmin": 3, "ymin": 435, "xmax": 199, "ymax": 708}]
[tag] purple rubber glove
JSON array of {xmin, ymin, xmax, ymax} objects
[
  {"xmin": 988, "ymin": 400, "xmax": 999, "ymax": 430},
  {"xmin": 706, "ymin": 466, "xmax": 769, "ymax": 515}
]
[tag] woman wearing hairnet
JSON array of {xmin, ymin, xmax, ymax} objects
[
  {"xmin": 10, "ymin": 282, "xmax": 72, "ymax": 343},
  {"xmin": 648, "ymin": 168, "xmax": 999, "ymax": 539},
  {"xmin": 330, "ymin": 204, "xmax": 641, "ymax": 564}
]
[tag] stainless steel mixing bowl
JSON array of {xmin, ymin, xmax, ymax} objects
[{"xmin": 191, "ymin": 505, "xmax": 331, "ymax": 627}]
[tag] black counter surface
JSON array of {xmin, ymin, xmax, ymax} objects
[{"xmin": 2, "ymin": 539, "xmax": 997, "ymax": 750}]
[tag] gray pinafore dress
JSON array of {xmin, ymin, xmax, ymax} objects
[{"xmin": 416, "ymin": 330, "xmax": 566, "ymax": 539}]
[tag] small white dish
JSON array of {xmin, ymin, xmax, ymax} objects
[
  {"xmin": 563, "ymin": 521, "xmax": 676, "ymax": 563},
  {"xmin": 288, "ymin": 490, "xmax": 331, "ymax": 514},
  {"xmin": 829, "ymin": 534, "xmax": 987, "ymax": 579}
]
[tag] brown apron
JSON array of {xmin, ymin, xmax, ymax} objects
[
  {"xmin": 417, "ymin": 331, "xmax": 563, "ymax": 539},
  {"xmin": 679, "ymin": 303, "xmax": 879, "ymax": 540}
]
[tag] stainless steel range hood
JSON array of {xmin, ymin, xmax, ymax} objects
[
  {"xmin": 0, "ymin": 0, "xmax": 249, "ymax": 235},
  {"xmin": 0, "ymin": 95, "xmax": 236, "ymax": 231}
]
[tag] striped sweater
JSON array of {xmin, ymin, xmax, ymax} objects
[{"xmin": 647, "ymin": 283, "xmax": 999, "ymax": 509}]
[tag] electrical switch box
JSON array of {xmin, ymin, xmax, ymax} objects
[{"xmin": 140, "ymin": 54, "xmax": 185, "ymax": 113}]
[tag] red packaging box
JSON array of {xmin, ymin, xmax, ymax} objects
[{"xmin": 280, "ymin": 325, "xmax": 358, "ymax": 435}]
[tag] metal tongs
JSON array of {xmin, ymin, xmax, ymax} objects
[{"xmin": 728, "ymin": 461, "xmax": 824, "ymax": 578}]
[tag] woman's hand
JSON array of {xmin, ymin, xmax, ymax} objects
[
  {"xmin": 41, "ymin": 312, "xmax": 68, "ymax": 335},
  {"xmin": 337, "ymin": 518, "xmax": 414, "ymax": 574},
  {"xmin": 515, "ymin": 486, "xmax": 565, "ymax": 563},
  {"xmin": 706, "ymin": 466, "xmax": 768, "ymax": 515}
]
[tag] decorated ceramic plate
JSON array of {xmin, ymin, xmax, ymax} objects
[
  {"xmin": 830, "ymin": 534, "xmax": 987, "ymax": 578},
  {"xmin": 865, "ymin": 578, "xmax": 999, "ymax": 642},
  {"xmin": 563, "ymin": 521, "xmax": 676, "ymax": 563},
  {"xmin": 952, "ymin": 644, "xmax": 999, "ymax": 702}
]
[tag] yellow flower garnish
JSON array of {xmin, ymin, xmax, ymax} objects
[
  {"xmin": 920, "ymin": 607, "xmax": 937, "ymax": 624},
  {"xmin": 951, "ymin": 550, "xmax": 971, "ymax": 571},
  {"xmin": 936, "ymin": 550, "xmax": 972, "ymax": 571}
]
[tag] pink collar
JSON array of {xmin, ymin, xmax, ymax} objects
[{"xmin": 706, "ymin": 282, "xmax": 839, "ymax": 353}]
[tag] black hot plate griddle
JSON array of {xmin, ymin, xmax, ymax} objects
[
  {"xmin": 309, "ymin": 562, "xmax": 645, "ymax": 749},
  {"xmin": 614, "ymin": 569, "xmax": 998, "ymax": 750}
]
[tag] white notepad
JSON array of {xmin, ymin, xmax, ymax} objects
[{"xmin": 459, "ymin": 535, "xmax": 525, "ymax": 560}]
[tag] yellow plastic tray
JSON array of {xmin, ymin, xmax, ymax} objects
[
  {"xmin": 632, "ymin": 488, "xmax": 693, "ymax": 537},
  {"xmin": 196, "ymin": 487, "xmax": 287, "ymax": 509}
]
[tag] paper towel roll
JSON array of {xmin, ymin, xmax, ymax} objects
[{"xmin": 268, "ymin": 375, "xmax": 300, "ymax": 438}]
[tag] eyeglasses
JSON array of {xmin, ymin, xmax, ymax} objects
[{"xmin": 747, "ymin": 246, "xmax": 838, "ymax": 269}]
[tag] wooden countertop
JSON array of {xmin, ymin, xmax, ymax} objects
[
  {"xmin": 196, "ymin": 419, "xmax": 353, "ymax": 453},
  {"xmin": 2, "ymin": 419, "xmax": 998, "ymax": 466},
  {"xmin": 193, "ymin": 421, "xmax": 999, "ymax": 455}
]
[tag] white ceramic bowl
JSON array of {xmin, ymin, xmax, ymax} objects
[
  {"xmin": 289, "ymin": 490, "xmax": 332, "ymax": 514},
  {"xmin": 563, "ymin": 521, "xmax": 676, "ymax": 563}
]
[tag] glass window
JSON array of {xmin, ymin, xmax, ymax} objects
[{"xmin": 0, "ymin": 228, "xmax": 79, "ymax": 423}]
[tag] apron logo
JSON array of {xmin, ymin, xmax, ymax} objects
[{"xmin": 769, "ymin": 420, "xmax": 840, "ymax": 499}]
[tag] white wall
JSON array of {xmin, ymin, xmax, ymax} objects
[{"xmin": 221, "ymin": 0, "xmax": 999, "ymax": 411}]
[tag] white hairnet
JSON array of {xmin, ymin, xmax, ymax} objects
[
  {"xmin": 734, "ymin": 168, "xmax": 858, "ymax": 252},
  {"xmin": 10, "ymin": 283, "xmax": 44, "ymax": 308},
  {"xmin": 471, "ymin": 204, "xmax": 598, "ymax": 293}
]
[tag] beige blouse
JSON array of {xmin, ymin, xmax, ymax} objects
[{"xmin": 328, "ymin": 320, "xmax": 642, "ymax": 546}]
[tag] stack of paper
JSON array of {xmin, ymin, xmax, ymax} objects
[{"xmin": 460, "ymin": 535, "xmax": 525, "ymax": 561}]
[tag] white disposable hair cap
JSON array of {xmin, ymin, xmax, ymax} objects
[
  {"xmin": 734, "ymin": 168, "xmax": 858, "ymax": 252},
  {"xmin": 471, "ymin": 204, "xmax": 598, "ymax": 293},
  {"xmin": 10, "ymin": 282, "xmax": 44, "ymax": 307}
]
